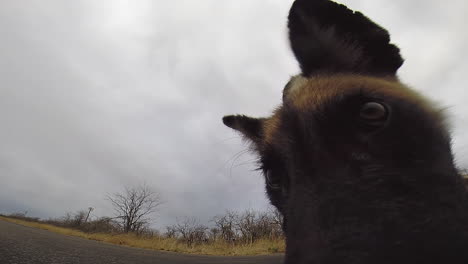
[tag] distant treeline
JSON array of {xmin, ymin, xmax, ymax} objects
[{"xmin": 2, "ymin": 208, "xmax": 283, "ymax": 247}]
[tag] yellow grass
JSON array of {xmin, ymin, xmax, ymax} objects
[{"xmin": 0, "ymin": 216, "xmax": 285, "ymax": 256}]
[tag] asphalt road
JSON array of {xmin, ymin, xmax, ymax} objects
[{"xmin": 0, "ymin": 220, "xmax": 283, "ymax": 264}]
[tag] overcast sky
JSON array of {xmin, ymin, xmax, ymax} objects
[{"xmin": 1, "ymin": 0, "xmax": 467, "ymax": 229}]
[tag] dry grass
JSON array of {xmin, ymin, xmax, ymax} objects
[{"xmin": 0, "ymin": 216, "xmax": 284, "ymax": 256}]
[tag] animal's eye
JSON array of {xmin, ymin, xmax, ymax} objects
[
  {"xmin": 359, "ymin": 102, "xmax": 388, "ymax": 124},
  {"xmin": 265, "ymin": 170, "xmax": 281, "ymax": 189}
]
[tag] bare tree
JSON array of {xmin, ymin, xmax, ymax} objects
[{"xmin": 107, "ymin": 184, "xmax": 163, "ymax": 233}]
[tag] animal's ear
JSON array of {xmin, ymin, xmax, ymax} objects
[
  {"xmin": 288, "ymin": 0, "xmax": 404, "ymax": 76},
  {"xmin": 223, "ymin": 115, "xmax": 264, "ymax": 143}
]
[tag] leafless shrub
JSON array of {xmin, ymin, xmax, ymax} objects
[
  {"xmin": 71, "ymin": 210, "xmax": 88, "ymax": 227},
  {"xmin": 211, "ymin": 208, "xmax": 284, "ymax": 244},
  {"xmin": 81, "ymin": 217, "xmax": 121, "ymax": 233},
  {"xmin": 165, "ymin": 225, "xmax": 178, "ymax": 238},
  {"xmin": 268, "ymin": 207, "xmax": 285, "ymax": 239},
  {"xmin": 168, "ymin": 217, "xmax": 208, "ymax": 246},
  {"xmin": 6, "ymin": 211, "xmax": 40, "ymax": 222},
  {"xmin": 44, "ymin": 209, "xmax": 120, "ymax": 234},
  {"xmin": 212, "ymin": 210, "xmax": 238, "ymax": 243},
  {"xmin": 208, "ymin": 227, "xmax": 220, "ymax": 242}
]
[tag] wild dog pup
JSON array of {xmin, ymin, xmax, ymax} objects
[{"xmin": 223, "ymin": 0, "xmax": 468, "ymax": 263}]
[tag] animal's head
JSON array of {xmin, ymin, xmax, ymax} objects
[{"xmin": 223, "ymin": 0, "xmax": 467, "ymax": 263}]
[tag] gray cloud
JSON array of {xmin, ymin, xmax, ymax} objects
[{"xmin": 1, "ymin": 0, "xmax": 467, "ymax": 229}]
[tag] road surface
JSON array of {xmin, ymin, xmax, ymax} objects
[{"xmin": 0, "ymin": 220, "xmax": 283, "ymax": 264}]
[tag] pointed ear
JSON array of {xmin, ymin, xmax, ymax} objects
[
  {"xmin": 223, "ymin": 115, "xmax": 264, "ymax": 143},
  {"xmin": 288, "ymin": 0, "xmax": 403, "ymax": 76}
]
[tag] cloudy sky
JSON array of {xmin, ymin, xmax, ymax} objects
[{"xmin": 1, "ymin": 0, "xmax": 467, "ymax": 229}]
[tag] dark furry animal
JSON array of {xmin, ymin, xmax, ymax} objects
[{"xmin": 222, "ymin": 0, "xmax": 468, "ymax": 263}]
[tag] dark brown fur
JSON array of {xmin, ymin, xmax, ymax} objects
[{"xmin": 222, "ymin": 1, "xmax": 468, "ymax": 263}]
